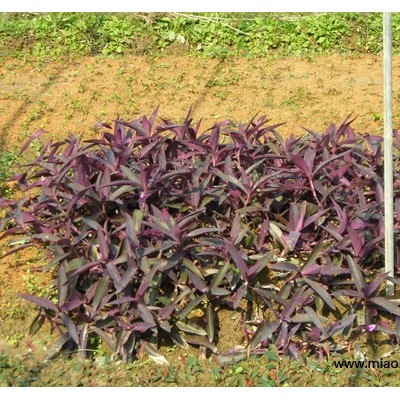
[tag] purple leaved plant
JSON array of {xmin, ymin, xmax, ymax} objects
[{"xmin": 1, "ymin": 109, "xmax": 400, "ymax": 362}]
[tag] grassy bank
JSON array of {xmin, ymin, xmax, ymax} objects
[
  {"xmin": 1, "ymin": 342, "xmax": 399, "ymax": 386},
  {"xmin": 1, "ymin": 12, "xmax": 400, "ymax": 59}
]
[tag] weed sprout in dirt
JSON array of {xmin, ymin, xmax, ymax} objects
[{"xmin": 1, "ymin": 108, "xmax": 400, "ymax": 364}]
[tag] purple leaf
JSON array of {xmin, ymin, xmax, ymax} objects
[
  {"xmin": 227, "ymin": 283, "xmax": 247, "ymax": 309},
  {"xmin": 60, "ymin": 296, "xmax": 83, "ymax": 312},
  {"xmin": 186, "ymin": 227, "xmax": 220, "ymax": 238},
  {"xmin": 271, "ymin": 262, "xmax": 299, "ymax": 273},
  {"xmin": 93, "ymin": 276, "xmax": 109, "ymax": 312},
  {"xmin": 96, "ymin": 225, "xmax": 109, "ymax": 261},
  {"xmin": 257, "ymin": 216, "xmax": 270, "ymax": 250},
  {"xmin": 159, "ymin": 303, "xmax": 176, "ymax": 320},
  {"xmin": 206, "ymin": 302, "xmax": 215, "ymax": 342},
  {"xmin": 308, "ymin": 326, "xmax": 322, "ymax": 342},
  {"xmin": 363, "ymin": 272, "xmax": 388, "ymax": 298},
  {"xmin": 319, "ymin": 264, "xmax": 349, "ymax": 276},
  {"xmin": 137, "ymin": 303, "xmax": 156, "ymax": 325},
  {"xmin": 303, "ymin": 277, "xmax": 336, "ymax": 310},
  {"xmin": 224, "ymin": 240, "xmax": 248, "ymax": 279},
  {"xmin": 185, "ymin": 335, "xmax": 218, "ymax": 353},
  {"xmin": 0, "ymin": 243, "xmax": 35, "ymax": 260},
  {"xmin": 331, "ymin": 199, "xmax": 348, "ymax": 235},
  {"xmin": 29, "ymin": 313, "xmax": 45, "ymax": 336},
  {"xmin": 135, "ymin": 265, "xmax": 158, "ymax": 301},
  {"xmin": 332, "ymin": 289, "xmax": 365, "ymax": 298},
  {"xmin": 213, "ymin": 351, "xmax": 246, "ymax": 366},
  {"xmin": 347, "ymin": 255, "xmax": 366, "ymax": 292},
  {"xmin": 92, "ymin": 327, "xmax": 117, "ymax": 352},
  {"xmin": 303, "ymin": 148, "xmax": 316, "ymax": 172},
  {"xmin": 275, "ymin": 321, "xmax": 289, "ymax": 349},
  {"xmin": 281, "ymin": 231, "xmax": 301, "ymax": 251},
  {"xmin": 19, "ymin": 130, "xmax": 47, "ymax": 154},
  {"xmin": 303, "ymin": 209, "xmax": 328, "ymax": 230},
  {"xmin": 247, "ymin": 252, "xmax": 274, "ymax": 278},
  {"xmin": 302, "ymin": 239, "xmax": 325, "ymax": 270},
  {"xmin": 131, "ymin": 322, "xmax": 156, "ymax": 333},
  {"xmin": 213, "ymin": 168, "xmax": 249, "ymax": 195},
  {"xmin": 347, "ymin": 227, "xmax": 363, "ymax": 257},
  {"xmin": 304, "ymin": 306, "xmax": 325, "ymax": 332},
  {"xmin": 281, "ymin": 287, "xmax": 306, "ymax": 320},
  {"xmin": 18, "ymin": 293, "xmax": 58, "ymax": 312},
  {"xmin": 115, "ymin": 260, "xmax": 138, "ymax": 294},
  {"xmin": 106, "ymin": 262, "xmax": 121, "ymax": 286},
  {"xmin": 143, "ymin": 343, "xmax": 169, "ymax": 365},
  {"xmin": 176, "ymin": 321, "xmax": 207, "ymax": 336},
  {"xmin": 369, "ymin": 297, "xmax": 400, "ymax": 317},
  {"xmin": 324, "ymin": 314, "xmax": 355, "ymax": 339},
  {"xmin": 187, "ymin": 270, "xmax": 209, "ymax": 293},
  {"xmin": 250, "ymin": 320, "xmax": 280, "ymax": 349},
  {"xmin": 292, "ymin": 154, "xmax": 310, "ymax": 176},
  {"xmin": 60, "ymin": 314, "xmax": 79, "ymax": 345}
]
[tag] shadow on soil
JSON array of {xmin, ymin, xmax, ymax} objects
[{"xmin": 0, "ymin": 63, "xmax": 66, "ymax": 152}]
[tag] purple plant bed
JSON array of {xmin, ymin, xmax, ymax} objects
[{"xmin": 1, "ymin": 108, "xmax": 400, "ymax": 363}]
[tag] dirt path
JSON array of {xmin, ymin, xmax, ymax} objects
[{"xmin": 1, "ymin": 53, "xmax": 399, "ymax": 152}]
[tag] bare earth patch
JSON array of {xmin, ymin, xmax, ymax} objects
[{"xmin": 1, "ymin": 54, "xmax": 399, "ymax": 153}]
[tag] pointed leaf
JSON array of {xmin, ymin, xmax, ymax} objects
[
  {"xmin": 213, "ymin": 351, "xmax": 246, "ymax": 366},
  {"xmin": 178, "ymin": 295, "xmax": 206, "ymax": 320},
  {"xmin": 250, "ymin": 320, "xmax": 280, "ymax": 349},
  {"xmin": 347, "ymin": 255, "xmax": 366, "ymax": 292},
  {"xmin": 304, "ymin": 306, "xmax": 325, "ymax": 332},
  {"xmin": 363, "ymin": 272, "xmax": 388, "ymax": 298},
  {"xmin": 18, "ymin": 293, "xmax": 58, "ymax": 312},
  {"xmin": 45, "ymin": 333, "xmax": 71, "ymax": 362},
  {"xmin": 213, "ymin": 168, "xmax": 248, "ymax": 194},
  {"xmin": 143, "ymin": 343, "xmax": 169, "ymax": 365},
  {"xmin": 206, "ymin": 302, "xmax": 215, "ymax": 342},
  {"xmin": 301, "ymin": 239, "xmax": 325, "ymax": 270},
  {"xmin": 247, "ymin": 252, "xmax": 274, "ymax": 278},
  {"xmin": 210, "ymin": 262, "xmax": 231, "ymax": 289},
  {"xmin": 303, "ymin": 277, "xmax": 336, "ymax": 310},
  {"xmin": 92, "ymin": 327, "xmax": 117, "ymax": 352},
  {"xmin": 60, "ymin": 314, "xmax": 79, "ymax": 345},
  {"xmin": 29, "ymin": 313, "xmax": 45, "ymax": 336},
  {"xmin": 225, "ymin": 240, "xmax": 248, "ymax": 279},
  {"xmin": 184, "ymin": 335, "xmax": 218, "ymax": 353},
  {"xmin": 176, "ymin": 321, "xmax": 207, "ymax": 336},
  {"xmin": 369, "ymin": 297, "xmax": 400, "ymax": 317},
  {"xmin": 93, "ymin": 276, "xmax": 110, "ymax": 311}
]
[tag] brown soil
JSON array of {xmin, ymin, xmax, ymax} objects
[{"xmin": 1, "ymin": 54, "xmax": 400, "ymax": 154}]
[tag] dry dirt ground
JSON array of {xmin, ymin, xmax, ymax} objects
[
  {"xmin": 0, "ymin": 53, "xmax": 400, "ymax": 380},
  {"xmin": 1, "ymin": 54, "xmax": 400, "ymax": 152}
]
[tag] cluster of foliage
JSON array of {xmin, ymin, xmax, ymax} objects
[
  {"xmin": 0, "ymin": 150, "xmax": 19, "ymax": 197},
  {"xmin": 1, "ymin": 12, "xmax": 400, "ymax": 59},
  {"xmin": 2, "ymin": 345, "xmax": 394, "ymax": 387},
  {"xmin": 1, "ymin": 110, "xmax": 400, "ymax": 363}
]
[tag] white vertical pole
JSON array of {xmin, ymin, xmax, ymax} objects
[{"xmin": 384, "ymin": 12, "xmax": 394, "ymax": 296}]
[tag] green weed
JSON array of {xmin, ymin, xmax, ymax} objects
[
  {"xmin": 1, "ymin": 13, "xmax": 400, "ymax": 60},
  {"xmin": 0, "ymin": 151, "xmax": 19, "ymax": 196}
]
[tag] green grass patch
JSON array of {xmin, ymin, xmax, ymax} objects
[
  {"xmin": 0, "ymin": 150, "xmax": 19, "ymax": 197},
  {"xmin": 1, "ymin": 346, "xmax": 399, "ymax": 387},
  {"xmin": 1, "ymin": 12, "xmax": 400, "ymax": 60}
]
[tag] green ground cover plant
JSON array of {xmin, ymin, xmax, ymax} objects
[
  {"xmin": 1, "ymin": 110, "xmax": 400, "ymax": 366},
  {"xmin": 0, "ymin": 151, "xmax": 19, "ymax": 196},
  {"xmin": 0, "ymin": 345, "xmax": 397, "ymax": 386},
  {"xmin": 1, "ymin": 12, "xmax": 400, "ymax": 59}
]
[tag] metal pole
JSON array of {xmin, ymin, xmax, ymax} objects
[{"xmin": 384, "ymin": 12, "xmax": 394, "ymax": 296}]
